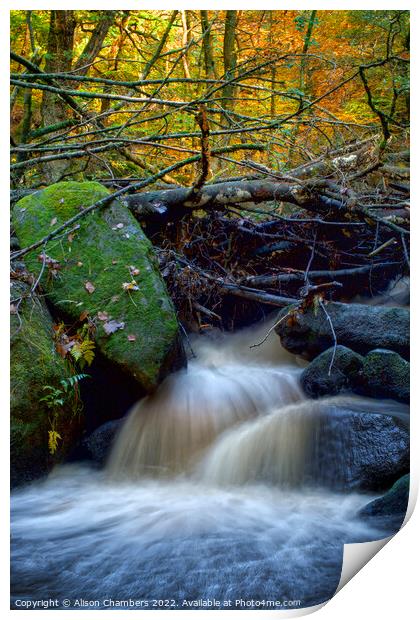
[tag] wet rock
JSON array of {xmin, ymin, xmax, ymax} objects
[
  {"xmin": 301, "ymin": 346, "xmax": 364, "ymax": 398},
  {"xmin": 354, "ymin": 349, "xmax": 409, "ymax": 404},
  {"xmin": 82, "ymin": 419, "xmax": 123, "ymax": 465},
  {"xmin": 275, "ymin": 302, "xmax": 409, "ymax": 360},
  {"xmin": 313, "ymin": 403, "xmax": 409, "ymax": 491},
  {"xmin": 13, "ymin": 181, "xmax": 186, "ymax": 393},
  {"xmin": 358, "ymin": 474, "xmax": 410, "ymax": 518}
]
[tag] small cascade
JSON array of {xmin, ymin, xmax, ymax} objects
[{"xmin": 11, "ymin": 320, "xmax": 408, "ymax": 610}]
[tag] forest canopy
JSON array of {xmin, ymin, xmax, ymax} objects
[{"xmin": 10, "ymin": 9, "xmax": 409, "ymax": 187}]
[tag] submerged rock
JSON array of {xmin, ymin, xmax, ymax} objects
[
  {"xmin": 354, "ymin": 349, "xmax": 409, "ymax": 404},
  {"xmin": 358, "ymin": 474, "xmax": 410, "ymax": 518},
  {"xmin": 275, "ymin": 302, "xmax": 409, "ymax": 360},
  {"xmin": 10, "ymin": 280, "xmax": 81, "ymax": 486},
  {"xmin": 13, "ymin": 182, "xmax": 185, "ymax": 392},
  {"xmin": 301, "ymin": 345, "xmax": 363, "ymax": 398}
]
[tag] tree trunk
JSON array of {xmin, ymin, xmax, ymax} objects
[
  {"xmin": 41, "ymin": 10, "xmax": 76, "ymax": 182},
  {"xmin": 222, "ymin": 10, "xmax": 237, "ymax": 121},
  {"xmin": 73, "ymin": 11, "xmax": 116, "ymax": 76},
  {"xmin": 200, "ymin": 11, "xmax": 216, "ymax": 80}
]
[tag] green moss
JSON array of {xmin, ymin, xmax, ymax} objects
[
  {"xmin": 13, "ymin": 182, "xmax": 182, "ymax": 391},
  {"xmin": 357, "ymin": 349, "xmax": 409, "ymax": 403},
  {"xmin": 10, "ymin": 281, "xmax": 80, "ymax": 485}
]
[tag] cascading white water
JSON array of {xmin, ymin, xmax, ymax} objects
[{"xmin": 11, "ymin": 319, "xmax": 407, "ymax": 610}]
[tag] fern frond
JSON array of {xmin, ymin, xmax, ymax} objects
[{"xmin": 48, "ymin": 430, "xmax": 62, "ymax": 455}]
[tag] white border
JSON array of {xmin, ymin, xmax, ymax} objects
[{"xmin": 2, "ymin": 3, "xmax": 418, "ymax": 619}]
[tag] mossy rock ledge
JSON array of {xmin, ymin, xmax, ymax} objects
[
  {"xmin": 13, "ymin": 182, "xmax": 185, "ymax": 392},
  {"xmin": 11, "ymin": 281, "xmax": 80, "ymax": 486}
]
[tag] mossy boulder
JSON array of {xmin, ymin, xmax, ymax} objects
[
  {"xmin": 358, "ymin": 474, "xmax": 410, "ymax": 519},
  {"xmin": 11, "ymin": 280, "xmax": 81, "ymax": 486},
  {"xmin": 301, "ymin": 345, "xmax": 364, "ymax": 398},
  {"xmin": 275, "ymin": 302, "xmax": 409, "ymax": 360},
  {"xmin": 13, "ymin": 182, "xmax": 185, "ymax": 392},
  {"xmin": 354, "ymin": 349, "xmax": 409, "ymax": 404}
]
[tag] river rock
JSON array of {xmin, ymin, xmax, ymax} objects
[
  {"xmin": 354, "ymin": 349, "xmax": 409, "ymax": 404},
  {"xmin": 313, "ymin": 404, "xmax": 409, "ymax": 491},
  {"xmin": 301, "ymin": 345, "xmax": 364, "ymax": 398},
  {"xmin": 275, "ymin": 302, "xmax": 409, "ymax": 360},
  {"xmin": 13, "ymin": 182, "xmax": 185, "ymax": 392},
  {"xmin": 358, "ymin": 474, "xmax": 410, "ymax": 518},
  {"xmin": 11, "ymin": 280, "xmax": 82, "ymax": 487},
  {"xmin": 81, "ymin": 419, "xmax": 123, "ymax": 465}
]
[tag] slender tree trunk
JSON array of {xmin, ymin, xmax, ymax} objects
[
  {"xmin": 99, "ymin": 12, "xmax": 129, "ymax": 117},
  {"xmin": 41, "ymin": 10, "xmax": 76, "ymax": 182},
  {"xmin": 200, "ymin": 10, "xmax": 216, "ymax": 80},
  {"xmin": 181, "ymin": 10, "xmax": 191, "ymax": 79},
  {"xmin": 72, "ymin": 11, "xmax": 116, "ymax": 76},
  {"xmin": 287, "ymin": 10, "xmax": 317, "ymax": 166},
  {"xmin": 222, "ymin": 10, "xmax": 238, "ymax": 122},
  {"xmin": 141, "ymin": 10, "xmax": 178, "ymax": 80}
]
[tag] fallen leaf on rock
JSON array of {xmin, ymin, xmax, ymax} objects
[
  {"xmin": 122, "ymin": 280, "xmax": 139, "ymax": 292},
  {"xmin": 84, "ymin": 281, "xmax": 96, "ymax": 294},
  {"xmin": 129, "ymin": 265, "xmax": 140, "ymax": 276},
  {"xmin": 103, "ymin": 320, "xmax": 125, "ymax": 335},
  {"xmin": 127, "ymin": 334, "xmax": 137, "ymax": 342},
  {"xmin": 97, "ymin": 311, "xmax": 109, "ymax": 321}
]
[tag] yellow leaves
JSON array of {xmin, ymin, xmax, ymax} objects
[
  {"xmin": 70, "ymin": 339, "xmax": 95, "ymax": 367},
  {"xmin": 48, "ymin": 430, "xmax": 62, "ymax": 455}
]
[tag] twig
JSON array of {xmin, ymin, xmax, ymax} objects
[
  {"xmin": 368, "ymin": 237, "xmax": 396, "ymax": 257},
  {"xmin": 401, "ymin": 233, "xmax": 410, "ymax": 268},
  {"xmin": 250, "ymin": 307, "xmax": 298, "ymax": 349},
  {"xmin": 319, "ymin": 299, "xmax": 338, "ymax": 376}
]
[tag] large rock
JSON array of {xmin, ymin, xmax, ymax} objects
[
  {"xmin": 276, "ymin": 302, "xmax": 409, "ymax": 360},
  {"xmin": 13, "ymin": 182, "xmax": 185, "ymax": 392},
  {"xmin": 312, "ymin": 402, "xmax": 409, "ymax": 491},
  {"xmin": 354, "ymin": 349, "xmax": 409, "ymax": 404},
  {"xmin": 358, "ymin": 474, "xmax": 410, "ymax": 518},
  {"xmin": 11, "ymin": 280, "xmax": 81, "ymax": 486},
  {"xmin": 301, "ymin": 345, "xmax": 364, "ymax": 398}
]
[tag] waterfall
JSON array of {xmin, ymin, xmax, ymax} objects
[
  {"xmin": 11, "ymin": 319, "xmax": 408, "ymax": 610},
  {"xmin": 108, "ymin": 321, "xmax": 304, "ymax": 479}
]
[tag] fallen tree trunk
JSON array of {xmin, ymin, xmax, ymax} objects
[
  {"xmin": 123, "ymin": 179, "xmax": 343, "ymax": 218},
  {"xmin": 241, "ymin": 263, "xmax": 399, "ymax": 287},
  {"xmin": 123, "ymin": 179, "xmax": 409, "ymax": 237}
]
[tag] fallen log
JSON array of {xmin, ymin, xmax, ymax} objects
[
  {"xmin": 123, "ymin": 179, "xmax": 409, "ymax": 237},
  {"xmin": 242, "ymin": 263, "xmax": 399, "ymax": 287},
  {"xmin": 123, "ymin": 179, "xmax": 344, "ymax": 218}
]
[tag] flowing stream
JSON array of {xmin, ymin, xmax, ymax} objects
[{"xmin": 11, "ymin": 322, "xmax": 406, "ymax": 610}]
